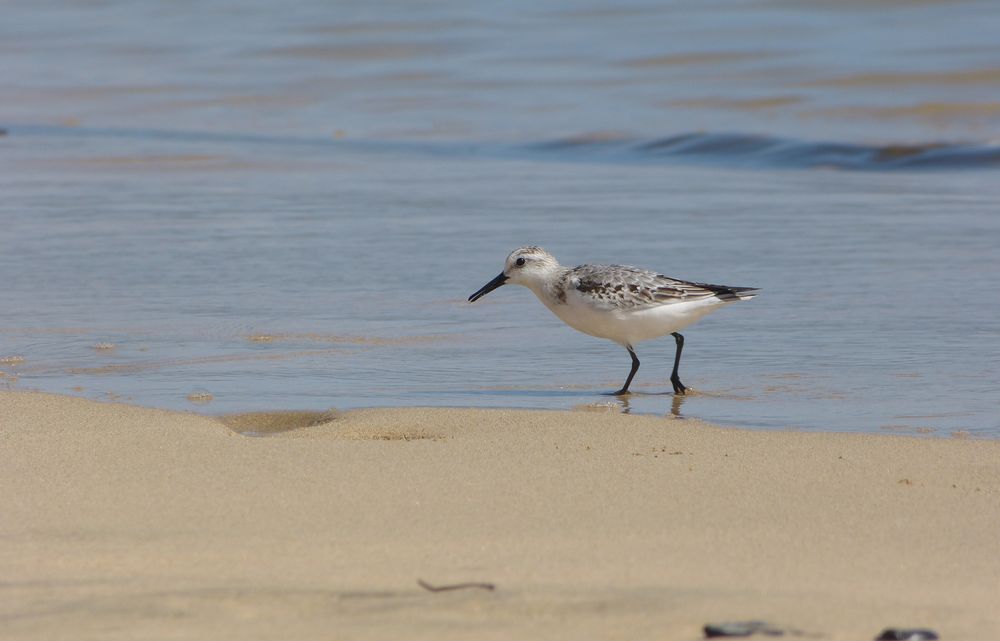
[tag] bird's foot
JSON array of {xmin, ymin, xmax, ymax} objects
[
  {"xmin": 671, "ymin": 377, "xmax": 687, "ymax": 395},
  {"xmin": 610, "ymin": 388, "xmax": 632, "ymax": 396}
]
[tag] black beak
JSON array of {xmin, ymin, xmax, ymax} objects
[{"xmin": 468, "ymin": 272, "xmax": 508, "ymax": 302}]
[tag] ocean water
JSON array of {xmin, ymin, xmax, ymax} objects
[{"xmin": 2, "ymin": 0, "xmax": 999, "ymax": 437}]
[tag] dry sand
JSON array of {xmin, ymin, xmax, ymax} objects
[{"xmin": 2, "ymin": 390, "xmax": 999, "ymax": 640}]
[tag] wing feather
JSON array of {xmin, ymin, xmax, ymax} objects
[{"xmin": 567, "ymin": 264, "xmax": 755, "ymax": 310}]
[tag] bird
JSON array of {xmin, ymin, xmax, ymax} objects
[{"xmin": 468, "ymin": 246, "xmax": 758, "ymax": 395}]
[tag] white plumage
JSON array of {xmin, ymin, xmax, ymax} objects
[{"xmin": 469, "ymin": 246, "xmax": 758, "ymax": 395}]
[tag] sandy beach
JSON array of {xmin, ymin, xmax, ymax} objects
[{"xmin": 2, "ymin": 390, "xmax": 999, "ymax": 640}]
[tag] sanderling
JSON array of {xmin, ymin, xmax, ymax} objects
[{"xmin": 468, "ymin": 246, "xmax": 758, "ymax": 395}]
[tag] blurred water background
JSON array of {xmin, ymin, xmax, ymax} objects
[{"xmin": 2, "ymin": 0, "xmax": 999, "ymax": 436}]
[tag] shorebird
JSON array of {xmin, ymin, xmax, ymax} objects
[{"xmin": 468, "ymin": 246, "xmax": 758, "ymax": 395}]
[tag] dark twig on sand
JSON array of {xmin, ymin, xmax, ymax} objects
[
  {"xmin": 704, "ymin": 621, "xmax": 787, "ymax": 638},
  {"xmin": 417, "ymin": 579, "xmax": 496, "ymax": 593}
]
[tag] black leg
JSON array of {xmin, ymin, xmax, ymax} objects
[
  {"xmin": 670, "ymin": 332, "xmax": 687, "ymax": 395},
  {"xmin": 613, "ymin": 345, "xmax": 640, "ymax": 395}
]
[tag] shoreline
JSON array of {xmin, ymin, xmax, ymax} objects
[{"xmin": 3, "ymin": 390, "xmax": 999, "ymax": 640}]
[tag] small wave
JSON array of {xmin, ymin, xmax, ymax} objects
[
  {"xmin": 7, "ymin": 124, "xmax": 1000, "ymax": 171},
  {"xmin": 530, "ymin": 132, "xmax": 1000, "ymax": 170}
]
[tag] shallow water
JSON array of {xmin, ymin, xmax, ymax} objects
[{"xmin": 2, "ymin": 0, "xmax": 999, "ymax": 436}]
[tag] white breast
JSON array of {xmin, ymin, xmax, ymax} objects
[{"xmin": 537, "ymin": 287, "xmax": 733, "ymax": 346}]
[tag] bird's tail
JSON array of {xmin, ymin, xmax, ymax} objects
[
  {"xmin": 727, "ymin": 286, "xmax": 760, "ymax": 301},
  {"xmin": 695, "ymin": 283, "xmax": 760, "ymax": 302}
]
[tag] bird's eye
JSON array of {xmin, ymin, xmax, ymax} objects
[{"xmin": 515, "ymin": 257, "xmax": 526, "ymax": 267}]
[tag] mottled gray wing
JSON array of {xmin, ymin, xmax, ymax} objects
[{"xmin": 567, "ymin": 264, "xmax": 749, "ymax": 309}]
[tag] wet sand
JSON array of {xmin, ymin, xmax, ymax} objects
[{"xmin": 3, "ymin": 390, "xmax": 999, "ymax": 640}]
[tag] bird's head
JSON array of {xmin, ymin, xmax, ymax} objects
[{"xmin": 468, "ymin": 246, "xmax": 561, "ymax": 302}]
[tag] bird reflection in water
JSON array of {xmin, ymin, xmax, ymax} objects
[{"xmin": 614, "ymin": 393, "xmax": 686, "ymax": 418}]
